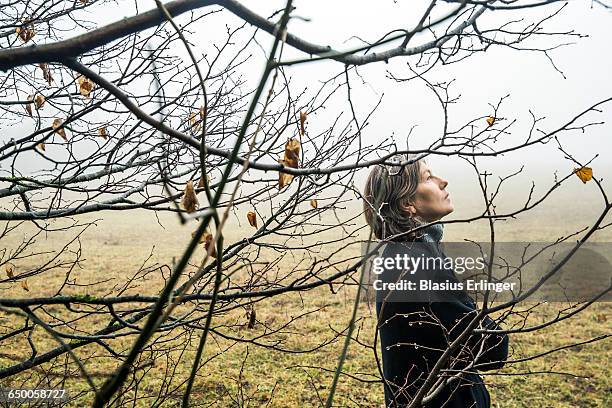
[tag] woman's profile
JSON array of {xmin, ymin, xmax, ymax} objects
[{"xmin": 363, "ymin": 158, "xmax": 509, "ymax": 408}]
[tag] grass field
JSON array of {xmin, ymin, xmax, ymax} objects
[{"xmin": 1, "ymin": 203, "xmax": 610, "ymax": 407}]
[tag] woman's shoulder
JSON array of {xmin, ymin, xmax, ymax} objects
[{"xmin": 378, "ymin": 239, "xmax": 479, "ymax": 305}]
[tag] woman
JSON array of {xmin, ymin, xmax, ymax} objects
[{"xmin": 363, "ymin": 159, "xmax": 509, "ymax": 408}]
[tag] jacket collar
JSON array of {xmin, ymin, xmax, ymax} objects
[{"xmin": 418, "ymin": 223, "xmax": 444, "ymax": 243}]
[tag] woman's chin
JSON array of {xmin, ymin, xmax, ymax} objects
[
  {"xmin": 430, "ymin": 208, "xmax": 454, "ymax": 221},
  {"xmin": 444, "ymin": 205, "xmax": 454, "ymax": 216}
]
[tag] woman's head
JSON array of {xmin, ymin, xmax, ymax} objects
[{"xmin": 363, "ymin": 158, "xmax": 453, "ymax": 240}]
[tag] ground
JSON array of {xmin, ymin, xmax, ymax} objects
[{"xmin": 1, "ymin": 205, "xmax": 610, "ymax": 407}]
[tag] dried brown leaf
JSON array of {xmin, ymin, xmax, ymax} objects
[
  {"xmin": 188, "ymin": 112, "xmax": 201, "ymax": 133},
  {"xmin": 299, "ymin": 111, "xmax": 307, "ymax": 136},
  {"xmin": 278, "ymin": 159, "xmax": 294, "ymax": 189},
  {"xmin": 38, "ymin": 63, "xmax": 53, "ymax": 85},
  {"xmin": 34, "ymin": 94, "xmax": 45, "ymax": 110},
  {"xmin": 310, "ymin": 199, "xmax": 318, "ymax": 209},
  {"xmin": 21, "ymin": 280, "xmax": 29, "ymax": 292},
  {"xmin": 574, "ymin": 167, "xmax": 593, "ymax": 184},
  {"xmin": 192, "ymin": 230, "xmax": 216, "ymax": 258},
  {"xmin": 284, "ymin": 138, "xmax": 300, "ymax": 168},
  {"xmin": 247, "ymin": 307, "xmax": 256, "ymax": 329},
  {"xmin": 25, "ymin": 95, "xmax": 33, "ymax": 116},
  {"xmin": 247, "ymin": 211, "xmax": 257, "ymax": 228},
  {"xmin": 77, "ymin": 75, "xmax": 95, "ymax": 98},
  {"xmin": 181, "ymin": 180, "xmax": 199, "ymax": 213},
  {"xmin": 52, "ymin": 118, "xmax": 67, "ymax": 141},
  {"xmin": 192, "ymin": 230, "xmax": 206, "ymax": 244},
  {"xmin": 277, "ymin": 138, "xmax": 300, "ymax": 189},
  {"xmin": 202, "ymin": 232, "xmax": 216, "ymax": 258},
  {"xmin": 16, "ymin": 25, "xmax": 35, "ymax": 43},
  {"xmin": 197, "ymin": 174, "xmax": 212, "ymax": 188}
]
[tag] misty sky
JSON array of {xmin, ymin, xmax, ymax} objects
[
  {"xmin": 3, "ymin": 0, "xmax": 611, "ymax": 220},
  {"xmin": 248, "ymin": 0, "xmax": 612, "ymax": 200}
]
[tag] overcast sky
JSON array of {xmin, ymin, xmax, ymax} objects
[
  {"xmin": 110, "ymin": 1, "xmax": 612, "ymax": 190},
  {"xmin": 4, "ymin": 0, "xmax": 611, "ymax": 219},
  {"xmin": 233, "ymin": 1, "xmax": 612, "ymax": 212}
]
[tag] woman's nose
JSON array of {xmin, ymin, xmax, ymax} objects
[{"xmin": 440, "ymin": 178, "xmax": 448, "ymax": 189}]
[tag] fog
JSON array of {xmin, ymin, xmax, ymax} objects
[{"xmin": 3, "ymin": 0, "xmax": 611, "ymax": 227}]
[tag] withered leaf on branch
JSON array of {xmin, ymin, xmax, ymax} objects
[
  {"xmin": 299, "ymin": 111, "xmax": 307, "ymax": 136},
  {"xmin": 197, "ymin": 175, "xmax": 212, "ymax": 188},
  {"xmin": 574, "ymin": 167, "xmax": 593, "ymax": 184},
  {"xmin": 25, "ymin": 95, "xmax": 33, "ymax": 116},
  {"xmin": 38, "ymin": 63, "xmax": 53, "ymax": 85},
  {"xmin": 52, "ymin": 119, "xmax": 67, "ymax": 141},
  {"xmin": 77, "ymin": 75, "xmax": 95, "ymax": 97},
  {"xmin": 98, "ymin": 127, "xmax": 108, "ymax": 140},
  {"xmin": 278, "ymin": 159, "xmax": 294, "ymax": 189},
  {"xmin": 192, "ymin": 230, "xmax": 217, "ymax": 258},
  {"xmin": 6, "ymin": 265, "xmax": 14, "ymax": 279},
  {"xmin": 486, "ymin": 116, "xmax": 495, "ymax": 126},
  {"xmin": 310, "ymin": 199, "xmax": 318, "ymax": 209},
  {"xmin": 188, "ymin": 112, "xmax": 201, "ymax": 133},
  {"xmin": 192, "ymin": 229, "xmax": 207, "ymax": 244},
  {"xmin": 21, "ymin": 280, "xmax": 29, "ymax": 292},
  {"xmin": 36, "ymin": 142, "xmax": 46, "ymax": 152},
  {"xmin": 284, "ymin": 138, "xmax": 300, "ymax": 167},
  {"xmin": 34, "ymin": 94, "xmax": 45, "ymax": 110},
  {"xmin": 278, "ymin": 138, "xmax": 301, "ymax": 189},
  {"xmin": 247, "ymin": 211, "xmax": 257, "ymax": 228},
  {"xmin": 16, "ymin": 24, "xmax": 35, "ymax": 43},
  {"xmin": 247, "ymin": 307, "xmax": 256, "ymax": 329},
  {"xmin": 181, "ymin": 180, "xmax": 199, "ymax": 213},
  {"xmin": 202, "ymin": 232, "xmax": 217, "ymax": 258}
]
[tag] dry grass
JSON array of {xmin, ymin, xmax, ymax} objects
[{"xmin": 1, "ymin": 207, "xmax": 610, "ymax": 407}]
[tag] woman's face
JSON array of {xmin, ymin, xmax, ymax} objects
[{"xmin": 407, "ymin": 163, "xmax": 453, "ymax": 222}]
